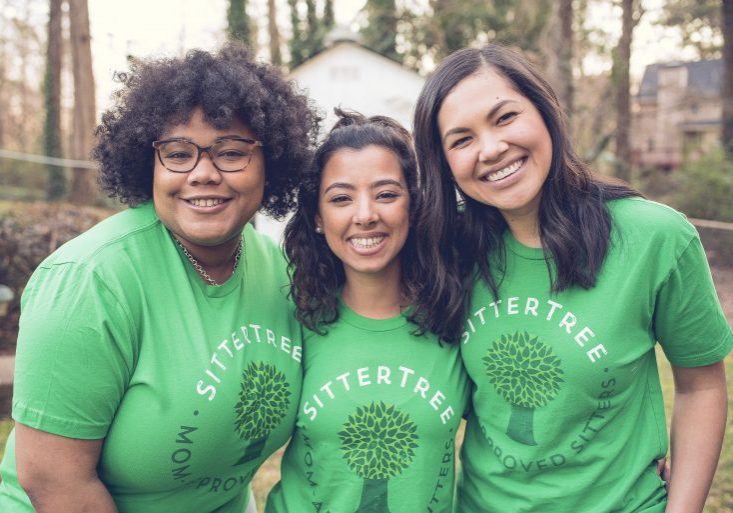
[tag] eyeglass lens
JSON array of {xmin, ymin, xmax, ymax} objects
[{"xmin": 158, "ymin": 140, "xmax": 256, "ymax": 172}]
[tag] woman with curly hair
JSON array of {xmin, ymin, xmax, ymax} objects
[
  {"xmin": 265, "ymin": 109, "xmax": 469, "ymax": 513},
  {"xmin": 0, "ymin": 44, "xmax": 317, "ymax": 513},
  {"xmin": 413, "ymin": 44, "xmax": 731, "ymax": 513}
]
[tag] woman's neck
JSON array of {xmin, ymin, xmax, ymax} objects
[
  {"xmin": 502, "ymin": 204, "xmax": 542, "ymax": 248},
  {"xmin": 175, "ymin": 235, "xmax": 242, "ymax": 284},
  {"xmin": 341, "ymin": 264, "xmax": 405, "ymax": 320}
]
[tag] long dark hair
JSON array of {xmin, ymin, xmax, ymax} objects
[
  {"xmin": 285, "ymin": 109, "xmax": 462, "ymax": 342},
  {"xmin": 413, "ymin": 44, "xmax": 640, "ymax": 300}
]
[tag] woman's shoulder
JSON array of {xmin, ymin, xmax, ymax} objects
[
  {"xmin": 45, "ymin": 202, "xmax": 161, "ymax": 267},
  {"xmin": 607, "ymin": 197, "xmax": 697, "ymax": 242}
]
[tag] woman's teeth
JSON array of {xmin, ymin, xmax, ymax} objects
[
  {"xmin": 350, "ymin": 236, "xmax": 385, "ymax": 249},
  {"xmin": 188, "ymin": 198, "xmax": 226, "ymax": 207},
  {"xmin": 487, "ymin": 159, "xmax": 524, "ymax": 182}
]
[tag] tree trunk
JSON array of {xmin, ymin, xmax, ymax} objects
[
  {"xmin": 723, "ymin": 0, "xmax": 733, "ymax": 156},
  {"xmin": 267, "ymin": 0, "xmax": 282, "ymax": 65},
  {"xmin": 68, "ymin": 0, "xmax": 97, "ymax": 204},
  {"xmin": 506, "ymin": 403, "xmax": 537, "ymax": 446},
  {"xmin": 613, "ymin": 0, "xmax": 635, "ymax": 183},
  {"xmin": 45, "ymin": 0, "xmax": 65, "ymax": 200},
  {"xmin": 543, "ymin": 0, "xmax": 574, "ymax": 121},
  {"xmin": 356, "ymin": 478, "xmax": 389, "ymax": 513}
]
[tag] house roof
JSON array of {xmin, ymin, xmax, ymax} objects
[{"xmin": 638, "ymin": 59, "xmax": 723, "ymax": 99}]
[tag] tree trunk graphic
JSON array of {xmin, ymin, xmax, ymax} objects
[
  {"xmin": 338, "ymin": 402, "xmax": 419, "ymax": 513},
  {"xmin": 483, "ymin": 332, "xmax": 564, "ymax": 446},
  {"xmin": 507, "ymin": 404, "xmax": 537, "ymax": 446},
  {"xmin": 355, "ymin": 477, "xmax": 389, "ymax": 513},
  {"xmin": 240, "ymin": 435, "xmax": 268, "ymax": 463}
]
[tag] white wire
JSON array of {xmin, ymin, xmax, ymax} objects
[{"xmin": 0, "ymin": 149, "xmax": 97, "ymax": 169}]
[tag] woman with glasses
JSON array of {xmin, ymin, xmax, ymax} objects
[
  {"xmin": 0, "ymin": 44, "xmax": 317, "ymax": 513},
  {"xmin": 413, "ymin": 44, "xmax": 731, "ymax": 513},
  {"xmin": 265, "ymin": 110, "xmax": 469, "ymax": 513}
]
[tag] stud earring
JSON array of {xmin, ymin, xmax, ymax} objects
[{"xmin": 315, "ymin": 226, "xmax": 323, "ymax": 234}]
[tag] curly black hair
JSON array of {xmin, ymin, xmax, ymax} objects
[
  {"xmin": 92, "ymin": 44, "xmax": 319, "ymax": 218},
  {"xmin": 284, "ymin": 108, "xmax": 458, "ymax": 343}
]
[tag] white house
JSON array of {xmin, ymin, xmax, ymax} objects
[{"xmin": 254, "ymin": 30, "xmax": 426, "ymax": 243}]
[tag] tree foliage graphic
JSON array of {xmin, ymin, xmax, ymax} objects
[
  {"xmin": 234, "ymin": 361, "xmax": 291, "ymax": 463},
  {"xmin": 338, "ymin": 401, "xmax": 419, "ymax": 513},
  {"xmin": 483, "ymin": 331, "xmax": 564, "ymax": 446}
]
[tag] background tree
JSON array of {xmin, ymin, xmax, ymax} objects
[
  {"xmin": 227, "ymin": 0, "xmax": 253, "ymax": 47},
  {"xmin": 339, "ymin": 401, "xmax": 419, "ymax": 513},
  {"xmin": 661, "ymin": 0, "xmax": 722, "ymax": 59},
  {"xmin": 398, "ymin": 0, "xmax": 550, "ymax": 73},
  {"xmin": 361, "ymin": 0, "xmax": 399, "ymax": 62},
  {"xmin": 542, "ymin": 0, "xmax": 574, "ymax": 119},
  {"xmin": 44, "ymin": 0, "xmax": 64, "ymax": 200},
  {"xmin": 611, "ymin": 0, "xmax": 642, "ymax": 183},
  {"xmin": 288, "ymin": 0, "xmax": 305, "ymax": 67},
  {"xmin": 723, "ymin": 0, "xmax": 733, "ymax": 156},
  {"xmin": 234, "ymin": 361, "xmax": 292, "ymax": 463},
  {"xmin": 68, "ymin": 0, "xmax": 97, "ymax": 204},
  {"xmin": 267, "ymin": 0, "xmax": 282, "ymax": 65},
  {"xmin": 483, "ymin": 332, "xmax": 564, "ymax": 446},
  {"xmin": 287, "ymin": 0, "xmax": 333, "ymax": 68}
]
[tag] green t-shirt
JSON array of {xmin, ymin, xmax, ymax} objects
[
  {"xmin": 0, "ymin": 202, "xmax": 303, "ymax": 513},
  {"xmin": 457, "ymin": 198, "xmax": 732, "ymax": 513},
  {"xmin": 266, "ymin": 303, "xmax": 470, "ymax": 513}
]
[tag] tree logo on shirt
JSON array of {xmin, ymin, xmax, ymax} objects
[
  {"xmin": 338, "ymin": 401, "xmax": 419, "ymax": 513},
  {"xmin": 483, "ymin": 331, "xmax": 564, "ymax": 446},
  {"xmin": 234, "ymin": 361, "xmax": 291, "ymax": 463}
]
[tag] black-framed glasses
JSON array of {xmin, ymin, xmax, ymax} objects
[{"xmin": 152, "ymin": 137, "xmax": 263, "ymax": 173}]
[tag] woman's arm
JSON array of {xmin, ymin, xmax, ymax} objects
[
  {"xmin": 665, "ymin": 361, "xmax": 728, "ymax": 513},
  {"xmin": 15, "ymin": 423, "xmax": 118, "ymax": 513}
]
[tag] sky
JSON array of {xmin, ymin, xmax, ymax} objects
[{"xmin": 85, "ymin": 0, "xmax": 694, "ymax": 114}]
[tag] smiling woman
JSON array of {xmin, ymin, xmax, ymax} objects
[
  {"xmin": 413, "ymin": 43, "xmax": 732, "ymax": 513},
  {"xmin": 264, "ymin": 110, "xmax": 470, "ymax": 513},
  {"xmin": 0, "ymin": 44, "xmax": 318, "ymax": 513}
]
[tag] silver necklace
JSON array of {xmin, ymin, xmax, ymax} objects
[{"xmin": 175, "ymin": 237, "xmax": 244, "ymax": 286}]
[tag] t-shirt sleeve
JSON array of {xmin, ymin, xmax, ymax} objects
[
  {"xmin": 653, "ymin": 235, "xmax": 733, "ymax": 367},
  {"xmin": 12, "ymin": 262, "xmax": 137, "ymax": 439}
]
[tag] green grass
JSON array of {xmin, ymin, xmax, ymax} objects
[{"xmin": 0, "ymin": 419, "xmax": 12, "ymax": 462}]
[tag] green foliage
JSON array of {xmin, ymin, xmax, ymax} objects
[
  {"xmin": 288, "ymin": 0, "xmax": 333, "ymax": 68},
  {"xmin": 227, "ymin": 0, "xmax": 252, "ymax": 46},
  {"xmin": 483, "ymin": 331, "xmax": 564, "ymax": 408},
  {"xmin": 669, "ymin": 148, "xmax": 733, "ymax": 223},
  {"xmin": 398, "ymin": 0, "xmax": 551, "ymax": 71},
  {"xmin": 660, "ymin": 0, "xmax": 722, "ymax": 59},
  {"xmin": 234, "ymin": 361, "xmax": 292, "ymax": 440},
  {"xmin": 361, "ymin": 0, "xmax": 399, "ymax": 62},
  {"xmin": 338, "ymin": 401, "xmax": 418, "ymax": 480}
]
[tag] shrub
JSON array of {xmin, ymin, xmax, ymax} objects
[
  {"xmin": 0, "ymin": 203, "xmax": 112, "ymax": 353},
  {"xmin": 670, "ymin": 148, "xmax": 733, "ymax": 223}
]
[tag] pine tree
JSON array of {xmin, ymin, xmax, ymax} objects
[
  {"xmin": 361, "ymin": 0, "xmax": 400, "ymax": 62},
  {"xmin": 227, "ymin": 0, "xmax": 252, "ymax": 47}
]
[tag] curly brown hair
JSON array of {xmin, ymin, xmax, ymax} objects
[{"xmin": 92, "ymin": 44, "xmax": 319, "ymax": 219}]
